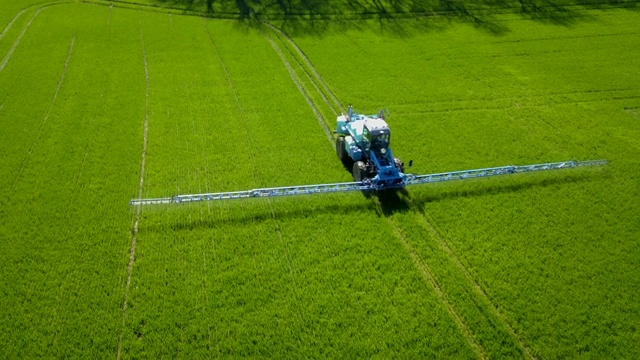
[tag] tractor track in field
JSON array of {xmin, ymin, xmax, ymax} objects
[
  {"xmin": 269, "ymin": 25, "xmax": 344, "ymax": 113},
  {"xmin": 10, "ymin": 35, "xmax": 74, "ymax": 193},
  {"xmin": 265, "ymin": 23, "xmax": 538, "ymax": 358},
  {"xmin": 0, "ymin": 8, "xmax": 43, "ymax": 74},
  {"xmin": 260, "ymin": 27, "xmax": 334, "ymax": 145},
  {"xmin": 204, "ymin": 19, "xmax": 307, "ymax": 327},
  {"xmin": 265, "ymin": 23, "xmax": 490, "ymax": 356},
  {"xmin": 0, "ymin": 1, "xmax": 74, "ymax": 47},
  {"xmin": 413, "ymin": 207, "xmax": 536, "ymax": 359},
  {"xmin": 265, "ymin": 23, "xmax": 343, "ymax": 115},
  {"xmin": 0, "ymin": 8, "xmax": 28, "ymax": 43},
  {"xmin": 117, "ymin": 12, "xmax": 149, "ymax": 360},
  {"xmin": 377, "ymin": 203, "xmax": 488, "ymax": 359}
]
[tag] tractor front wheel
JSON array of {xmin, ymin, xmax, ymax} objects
[{"xmin": 353, "ymin": 161, "xmax": 367, "ymax": 182}]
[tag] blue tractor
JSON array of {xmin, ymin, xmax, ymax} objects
[
  {"xmin": 131, "ymin": 105, "xmax": 606, "ymax": 205},
  {"xmin": 335, "ymin": 105, "xmax": 407, "ymax": 189}
]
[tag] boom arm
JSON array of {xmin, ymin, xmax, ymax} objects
[{"xmin": 130, "ymin": 159, "xmax": 606, "ymax": 206}]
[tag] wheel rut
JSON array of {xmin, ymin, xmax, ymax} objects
[
  {"xmin": 0, "ymin": 8, "xmax": 28, "ymax": 43},
  {"xmin": 264, "ymin": 22, "xmax": 487, "ymax": 356},
  {"xmin": 264, "ymin": 23, "xmax": 344, "ymax": 114},
  {"xmin": 204, "ymin": 18, "xmax": 307, "ymax": 330},
  {"xmin": 261, "ymin": 27, "xmax": 334, "ymax": 145},
  {"xmin": 0, "ymin": 8, "xmax": 43, "ymax": 73},
  {"xmin": 9, "ymin": 35, "xmax": 75, "ymax": 193},
  {"xmin": 414, "ymin": 207, "xmax": 536, "ymax": 359},
  {"xmin": 263, "ymin": 22, "xmax": 538, "ymax": 358},
  {"xmin": 117, "ymin": 12, "xmax": 149, "ymax": 360},
  {"xmin": 377, "ymin": 201, "xmax": 489, "ymax": 359}
]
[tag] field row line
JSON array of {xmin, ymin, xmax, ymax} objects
[
  {"xmin": 264, "ymin": 22, "xmax": 538, "ymax": 357},
  {"xmin": 391, "ymin": 88, "xmax": 640, "ymax": 114},
  {"xmin": 203, "ymin": 19, "xmax": 307, "ymax": 328},
  {"xmin": 0, "ymin": 0, "xmax": 71, "ymax": 40},
  {"xmin": 378, "ymin": 203, "xmax": 488, "ymax": 359},
  {"xmin": 414, "ymin": 208, "xmax": 536, "ymax": 359},
  {"xmin": 117, "ymin": 11, "xmax": 149, "ymax": 360},
  {"xmin": 264, "ymin": 23, "xmax": 344, "ymax": 114},
  {"xmin": 0, "ymin": 8, "xmax": 28, "ymax": 43},
  {"xmin": 0, "ymin": 8, "xmax": 43, "ymax": 74},
  {"xmin": 262, "ymin": 28, "xmax": 333, "ymax": 144},
  {"xmin": 263, "ymin": 21, "xmax": 490, "ymax": 354},
  {"xmin": 9, "ymin": 35, "xmax": 75, "ymax": 195}
]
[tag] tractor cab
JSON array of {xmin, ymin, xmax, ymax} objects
[{"xmin": 362, "ymin": 118, "xmax": 391, "ymax": 154}]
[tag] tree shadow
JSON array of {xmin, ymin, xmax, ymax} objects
[{"xmin": 153, "ymin": 0, "xmax": 638, "ymax": 37}]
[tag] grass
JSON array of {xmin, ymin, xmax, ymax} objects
[{"xmin": 0, "ymin": 0, "xmax": 638, "ymax": 357}]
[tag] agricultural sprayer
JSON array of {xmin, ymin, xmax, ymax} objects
[{"xmin": 130, "ymin": 106, "xmax": 606, "ymax": 205}]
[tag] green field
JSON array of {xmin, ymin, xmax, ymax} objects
[{"xmin": 1, "ymin": 0, "xmax": 639, "ymax": 357}]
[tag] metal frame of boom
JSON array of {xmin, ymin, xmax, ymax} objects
[{"xmin": 130, "ymin": 159, "xmax": 606, "ymax": 206}]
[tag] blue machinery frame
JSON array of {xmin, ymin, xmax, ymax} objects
[{"xmin": 130, "ymin": 159, "xmax": 607, "ymax": 206}]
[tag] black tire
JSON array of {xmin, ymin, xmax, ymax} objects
[
  {"xmin": 394, "ymin": 157, "xmax": 405, "ymax": 173},
  {"xmin": 336, "ymin": 136, "xmax": 348, "ymax": 163},
  {"xmin": 352, "ymin": 161, "xmax": 367, "ymax": 182}
]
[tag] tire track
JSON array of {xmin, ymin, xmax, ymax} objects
[
  {"xmin": 261, "ymin": 27, "xmax": 334, "ymax": 144},
  {"xmin": 0, "ymin": 8, "xmax": 28, "ymax": 42},
  {"xmin": 414, "ymin": 208, "xmax": 536, "ymax": 359},
  {"xmin": 204, "ymin": 18, "xmax": 306, "ymax": 329},
  {"xmin": 377, "ymin": 205, "xmax": 488, "ymax": 359},
  {"xmin": 264, "ymin": 22, "xmax": 487, "ymax": 355},
  {"xmin": 1, "ymin": 1, "xmax": 73, "ymax": 44},
  {"xmin": 10, "ymin": 35, "xmax": 75, "ymax": 192},
  {"xmin": 117, "ymin": 12, "xmax": 149, "ymax": 360},
  {"xmin": 267, "ymin": 26, "xmax": 339, "ymax": 117},
  {"xmin": 0, "ymin": 8, "xmax": 43, "ymax": 73},
  {"xmin": 264, "ymin": 22, "xmax": 536, "ymax": 357},
  {"xmin": 265, "ymin": 23, "xmax": 344, "ymax": 113}
]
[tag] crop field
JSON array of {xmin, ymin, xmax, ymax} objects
[{"xmin": 0, "ymin": 0, "xmax": 638, "ymax": 358}]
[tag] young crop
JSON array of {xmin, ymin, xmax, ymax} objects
[{"xmin": 0, "ymin": 0, "xmax": 638, "ymax": 358}]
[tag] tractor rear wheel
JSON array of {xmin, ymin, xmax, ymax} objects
[
  {"xmin": 352, "ymin": 161, "xmax": 367, "ymax": 182},
  {"xmin": 336, "ymin": 136, "xmax": 349, "ymax": 163}
]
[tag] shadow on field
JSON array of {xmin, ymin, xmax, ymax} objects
[
  {"xmin": 140, "ymin": 169, "xmax": 602, "ymax": 233},
  {"xmin": 375, "ymin": 188, "xmax": 413, "ymax": 216},
  {"xmin": 153, "ymin": 0, "xmax": 639, "ymax": 36},
  {"xmin": 412, "ymin": 170, "xmax": 601, "ymax": 204}
]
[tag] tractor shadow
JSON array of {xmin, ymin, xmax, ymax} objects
[
  {"xmin": 338, "ymin": 158, "xmax": 412, "ymax": 216},
  {"xmin": 372, "ymin": 188, "xmax": 412, "ymax": 216}
]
